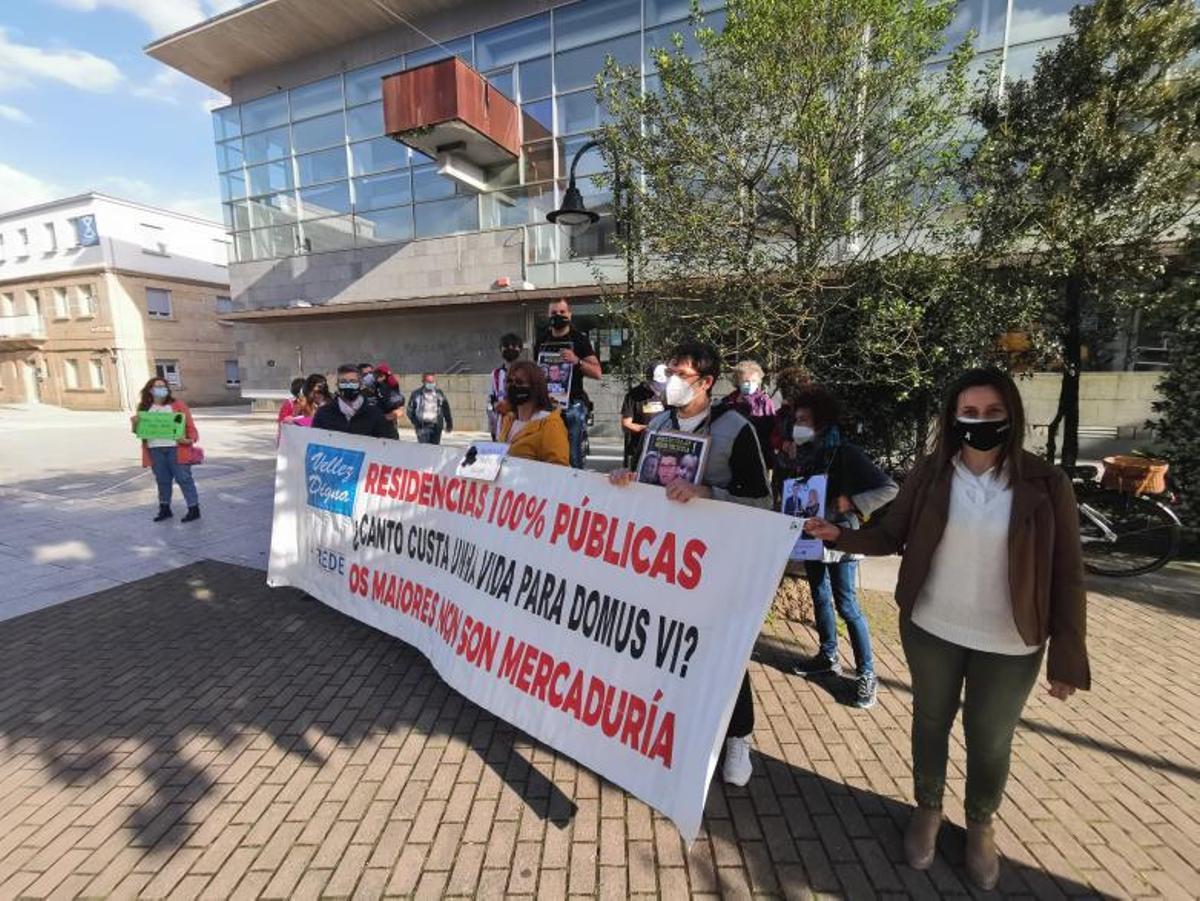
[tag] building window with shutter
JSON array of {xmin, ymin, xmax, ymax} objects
[
  {"xmin": 90, "ymin": 358, "xmax": 106, "ymax": 388},
  {"xmin": 146, "ymin": 287, "xmax": 173, "ymax": 319},
  {"xmin": 76, "ymin": 285, "xmax": 97, "ymax": 317},
  {"xmin": 53, "ymin": 287, "xmax": 70, "ymax": 319},
  {"xmin": 224, "ymin": 360, "xmax": 241, "ymax": 387},
  {"xmin": 63, "ymin": 359, "xmax": 80, "ymax": 390},
  {"xmin": 216, "ymin": 295, "xmax": 233, "ymax": 314},
  {"xmin": 155, "ymin": 359, "xmax": 182, "ymax": 388}
]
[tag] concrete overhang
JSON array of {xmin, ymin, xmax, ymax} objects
[
  {"xmin": 220, "ymin": 284, "xmax": 599, "ymax": 322},
  {"xmin": 144, "ymin": 0, "xmax": 471, "ymax": 95}
]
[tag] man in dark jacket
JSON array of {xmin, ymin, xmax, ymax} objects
[
  {"xmin": 312, "ymin": 364, "xmax": 394, "ymax": 438},
  {"xmin": 406, "ymin": 373, "xmax": 453, "ymax": 444}
]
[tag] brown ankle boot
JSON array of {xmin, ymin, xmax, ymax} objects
[
  {"xmin": 965, "ymin": 818, "xmax": 999, "ymax": 890},
  {"xmin": 904, "ymin": 806, "xmax": 942, "ymax": 870}
]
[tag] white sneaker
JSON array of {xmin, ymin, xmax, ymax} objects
[{"xmin": 722, "ymin": 735, "xmax": 753, "ymax": 786}]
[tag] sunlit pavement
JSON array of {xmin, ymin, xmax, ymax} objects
[{"xmin": 1, "ymin": 404, "xmax": 1197, "ymax": 898}]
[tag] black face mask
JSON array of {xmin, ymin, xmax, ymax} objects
[
  {"xmin": 508, "ymin": 385, "xmax": 533, "ymax": 406},
  {"xmin": 550, "ymin": 313, "xmax": 570, "ymax": 329},
  {"xmin": 954, "ymin": 417, "xmax": 1010, "ymax": 452},
  {"xmin": 337, "ymin": 382, "xmax": 360, "ymax": 402},
  {"xmin": 501, "ymin": 348, "xmax": 520, "ymax": 362}
]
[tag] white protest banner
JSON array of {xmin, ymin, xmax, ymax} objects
[{"xmin": 268, "ymin": 426, "xmax": 798, "ymax": 841}]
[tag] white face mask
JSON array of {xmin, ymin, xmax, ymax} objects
[
  {"xmin": 665, "ymin": 374, "xmax": 696, "ymax": 408},
  {"xmin": 792, "ymin": 425, "xmax": 815, "ymax": 445}
]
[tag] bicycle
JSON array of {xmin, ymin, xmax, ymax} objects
[{"xmin": 1071, "ymin": 461, "xmax": 1182, "ymax": 577}]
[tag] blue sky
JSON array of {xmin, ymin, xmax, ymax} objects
[{"xmin": 0, "ymin": 0, "xmax": 251, "ymax": 221}]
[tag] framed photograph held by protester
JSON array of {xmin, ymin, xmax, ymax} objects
[
  {"xmin": 782, "ymin": 474, "xmax": 828, "ymax": 561},
  {"xmin": 636, "ymin": 430, "xmax": 710, "ymax": 487},
  {"xmin": 538, "ymin": 351, "xmax": 574, "ymax": 410}
]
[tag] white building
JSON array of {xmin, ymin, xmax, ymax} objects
[{"xmin": 0, "ymin": 194, "xmax": 239, "ymax": 410}]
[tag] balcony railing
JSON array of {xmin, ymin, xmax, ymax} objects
[{"xmin": 0, "ymin": 314, "xmax": 48, "ymax": 340}]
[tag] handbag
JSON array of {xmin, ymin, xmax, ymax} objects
[{"xmin": 183, "ymin": 444, "xmax": 205, "ymax": 465}]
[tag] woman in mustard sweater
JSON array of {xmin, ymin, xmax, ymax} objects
[{"xmin": 498, "ymin": 361, "xmax": 569, "ymax": 466}]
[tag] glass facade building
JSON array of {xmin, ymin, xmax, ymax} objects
[{"xmin": 211, "ymin": 0, "xmax": 1090, "ymax": 270}]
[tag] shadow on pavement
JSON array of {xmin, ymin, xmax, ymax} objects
[{"xmin": 0, "ymin": 560, "xmax": 1105, "ymax": 896}]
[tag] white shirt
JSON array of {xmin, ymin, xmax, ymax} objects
[
  {"xmin": 911, "ymin": 458, "xmax": 1039, "ymax": 655},
  {"xmin": 676, "ymin": 407, "xmax": 710, "ymax": 434},
  {"xmin": 507, "ymin": 410, "xmax": 549, "ymax": 441},
  {"xmin": 146, "ymin": 402, "xmax": 178, "ymax": 448}
]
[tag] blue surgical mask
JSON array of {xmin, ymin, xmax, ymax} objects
[
  {"xmin": 740, "ymin": 381, "xmax": 758, "ymax": 395},
  {"xmin": 151, "ymin": 387, "xmax": 169, "ymax": 400}
]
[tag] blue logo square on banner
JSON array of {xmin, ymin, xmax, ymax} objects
[{"xmin": 305, "ymin": 443, "xmax": 364, "ymax": 517}]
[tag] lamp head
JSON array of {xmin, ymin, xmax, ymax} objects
[{"xmin": 547, "ymin": 184, "xmax": 599, "ymax": 227}]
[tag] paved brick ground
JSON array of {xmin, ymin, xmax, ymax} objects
[{"xmin": 0, "ymin": 560, "xmax": 1196, "ymax": 899}]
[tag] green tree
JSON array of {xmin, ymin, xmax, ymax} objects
[
  {"xmin": 963, "ymin": 0, "xmax": 1200, "ymax": 468},
  {"xmin": 591, "ymin": 0, "xmax": 1017, "ymax": 466},
  {"xmin": 1150, "ymin": 235, "xmax": 1200, "ymax": 537}
]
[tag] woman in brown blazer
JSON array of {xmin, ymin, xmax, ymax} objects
[{"xmin": 805, "ymin": 368, "xmax": 1088, "ymax": 890}]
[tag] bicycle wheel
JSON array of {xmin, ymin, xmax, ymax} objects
[{"xmin": 1078, "ymin": 490, "xmax": 1182, "ymax": 577}]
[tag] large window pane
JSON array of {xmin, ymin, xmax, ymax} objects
[
  {"xmin": 346, "ymin": 57, "xmax": 402, "ymax": 105},
  {"xmin": 251, "ymin": 224, "xmax": 297, "ymax": 258},
  {"xmin": 356, "ymin": 206, "xmax": 414, "ymax": 244},
  {"xmin": 301, "ymin": 216, "xmax": 355, "ymax": 253},
  {"xmin": 524, "ymin": 140, "xmax": 558, "ymax": 182},
  {"xmin": 247, "ymin": 159, "xmax": 294, "ymax": 196},
  {"xmin": 481, "ymin": 182, "xmax": 557, "ymax": 228},
  {"xmin": 407, "ymin": 36, "xmax": 473, "ymax": 69},
  {"xmin": 561, "ymin": 135, "xmax": 605, "ymax": 177},
  {"xmin": 1008, "ymin": 0, "xmax": 1085, "ymax": 45},
  {"xmin": 555, "ymin": 33, "xmax": 641, "ymax": 93},
  {"xmin": 347, "ymin": 101, "xmax": 384, "ymax": 141},
  {"xmin": 354, "ymin": 171, "xmax": 412, "ymax": 211},
  {"xmin": 241, "ymin": 92, "xmax": 288, "ymax": 133},
  {"xmin": 215, "ymin": 138, "xmax": 243, "ymax": 172},
  {"xmin": 248, "ymin": 192, "xmax": 299, "ymax": 228},
  {"xmin": 554, "ymin": 0, "xmax": 640, "ymax": 52},
  {"xmin": 557, "ymin": 90, "xmax": 612, "ymax": 135},
  {"xmin": 519, "ymin": 56, "xmax": 552, "ymax": 101},
  {"xmin": 243, "ymin": 125, "xmax": 290, "ymax": 163},
  {"xmin": 299, "ymin": 182, "xmax": 352, "ymax": 218},
  {"xmin": 414, "ymin": 196, "xmax": 478, "ymax": 238},
  {"xmin": 476, "ymin": 13, "xmax": 550, "ymax": 69},
  {"xmin": 226, "ymin": 200, "xmax": 251, "ymax": 230},
  {"xmin": 296, "ymin": 147, "xmax": 348, "ymax": 186},
  {"xmin": 942, "ymin": 0, "xmax": 1008, "ymax": 53},
  {"xmin": 234, "ymin": 231, "xmax": 252, "ymax": 262},
  {"xmin": 290, "ymin": 75, "xmax": 342, "ymax": 120},
  {"xmin": 484, "ymin": 67, "xmax": 515, "ymax": 98},
  {"xmin": 522, "ymin": 98, "xmax": 554, "ymax": 133},
  {"xmin": 646, "ymin": 0, "xmax": 723, "ymax": 26},
  {"xmin": 220, "ymin": 171, "xmax": 246, "ymax": 202},
  {"xmin": 413, "ymin": 164, "xmax": 471, "ymax": 202},
  {"xmin": 292, "ymin": 110, "xmax": 345, "ymax": 153},
  {"xmin": 212, "ymin": 105, "xmax": 241, "ymax": 140},
  {"xmin": 350, "ymin": 137, "xmax": 409, "ymax": 175}
]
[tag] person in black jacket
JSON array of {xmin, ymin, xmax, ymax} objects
[{"xmin": 312, "ymin": 364, "xmax": 394, "ymax": 438}]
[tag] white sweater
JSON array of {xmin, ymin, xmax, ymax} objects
[{"xmin": 910, "ymin": 458, "xmax": 1040, "ymax": 655}]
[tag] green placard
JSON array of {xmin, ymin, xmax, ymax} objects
[{"xmin": 135, "ymin": 410, "xmax": 186, "ymax": 441}]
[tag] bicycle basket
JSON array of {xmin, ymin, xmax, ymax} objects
[{"xmin": 1100, "ymin": 455, "xmax": 1169, "ymax": 495}]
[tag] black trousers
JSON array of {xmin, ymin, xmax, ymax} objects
[{"xmin": 726, "ymin": 672, "xmax": 754, "ymax": 739}]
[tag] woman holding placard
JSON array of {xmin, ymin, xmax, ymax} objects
[
  {"xmin": 131, "ymin": 376, "xmax": 202, "ymax": 522},
  {"xmin": 804, "ymin": 368, "xmax": 1089, "ymax": 889},
  {"xmin": 498, "ymin": 361, "xmax": 569, "ymax": 466}
]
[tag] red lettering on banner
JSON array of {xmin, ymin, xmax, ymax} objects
[
  {"xmin": 494, "ymin": 635, "xmax": 676, "ymax": 769},
  {"xmin": 364, "ymin": 463, "xmax": 380, "ymax": 495}
]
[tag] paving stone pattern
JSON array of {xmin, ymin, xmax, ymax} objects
[{"xmin": 0, "ymin": 560, "xmax": 1196, "ymax": 899}]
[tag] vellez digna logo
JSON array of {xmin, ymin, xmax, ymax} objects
[{"xmin": 305, "ymin": 443, "xmax": 365, "ymax": 517}]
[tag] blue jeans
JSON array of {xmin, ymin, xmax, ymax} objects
[
  {"xmin": 562, "ymin": 401, "xmax": 587, "ymax": 469},
  {"xmin": 804, "ymin": 559, "xmax": 874, "ymax": 676},
  {"xmin": 148, "ymin": 446, "xmax": 198, "ymax": 508},
  {"xmin": 415, "ymin": 424, "xmax": 442, "ymax": 445}
]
